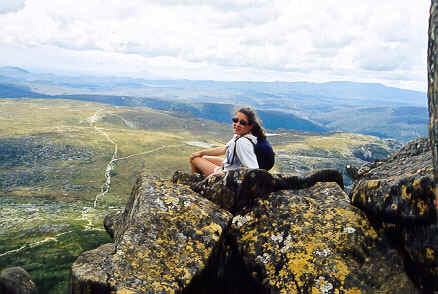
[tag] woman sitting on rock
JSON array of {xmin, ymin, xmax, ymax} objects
[{"xmin": 189, "ymin": 107, "xmax": 265, "ymax": 177}]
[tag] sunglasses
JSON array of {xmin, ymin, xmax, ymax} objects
[{"xmin": 232, "ymin": 117, "xmax": 249, "ymax": 126}]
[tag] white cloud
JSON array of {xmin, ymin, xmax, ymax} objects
[
  {"xmin": 0, "ymin": 0, "xmax": 26, "ymax": 14},
  {"xmin": 0, "ymin": 0, "xmax": 431, "ymax": 91}
]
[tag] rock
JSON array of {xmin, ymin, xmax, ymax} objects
[
  {"xmin": 273, "ymin": 168, "xmax": 344, "ymax": 191},
  {"xmin": 71, "ymin": 174, "xmax": 232, "ymax": 293},
  {"xmin": 230, "ymin": 182, "xmax": 417, "ymax": 293},
  {"xmin": 171, "ymin": 170, "xmax": 204, "ymax": 186},
  {"xmin": 352, "ymin": 143, "xmax": 394, "ymax": 162},
  {"xmin": 177, "ymin": 168, "xmax": 344, "ymax": 214},
  {"xmin": 350, "ymin": 138, "xmax": 438, "ymax": 291},
  {"xmin": 353, "ymin": 138, "xmax": 432, "ymax": 181},
  {"xmin": 70, "ymin": 243, "xmax": 114, "ymax": 293},
  {"xmin": 389, "ymin": 138, "xmax": 430, "ymax": 160},
  {"xmin": 350, "ymin": 138, "xmax": 435, "ymax": 224},
  {"xmin": 345, "ymin": 164, "xmax": 360, "ymax": 181},
  {"xmin": 75, "ymin": 160, "xmax": 431, "ymax": 293},
  {"xmin": 402, "ymin": 222, "xmax": 438, "ymax": 291},
  {"xmin": 187, "ymin": 168, "xmax": 277, "ymax": 214},
  {"xmin": 351, "ymin": 173, "xmax": 435, "ymax": 224},
  {"xmin": 103, "ymin": 211, "xmax": 121, "ymax": 239},
  {"xmin": 0, "ymin": 266, "xmax": 37, "ymax": 294}
]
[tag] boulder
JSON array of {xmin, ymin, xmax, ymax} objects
[
  {"xmin": 70, "ymin": 243, "xmax": 115, "ymax": 293},
  {"xmin": 0, "ymin": 266, "xmax": 37, "ymax": 294},
  {"xmin": 350, "ymin": 138, "xmax": 435, "ymax": 223},
  {"xmin": 103, "ymin": 211, "xmax": 121, "ymax": 239},
  {"xmin": 229, "ymin": 182, "xmax": 417, "ymax": 293},
  {"xmin": 351, "ymin": 173, "xmax": 435, "ymax": 223},
  {"xmin": 350, "ymin": 138, "xmax": 438, "ymax": 291},
  {"xmin": 74, "ymin": 163, "xmax": 426, "ymax": 293},
  {"xmin": 402, "ymin": 222, "xmax": 438, "ymax": 291},
  {"xmin": 71, "ymin": 174, "xmax": 232, "ymax": 293},
  {"xmin": 352, "ymin": 138, "xmax": 431, "ymax": 182},
  {"xmin": 187, "ymin": 168, "xmax": 277, "ymax": 214},
  {"xmin": 175, "ymin": 168, "xmax": 343, "ymax": 214}
]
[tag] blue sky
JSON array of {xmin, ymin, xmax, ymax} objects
[{"xmin": 0, "ymin": 0, "xmax": 430, "ymax": 91}]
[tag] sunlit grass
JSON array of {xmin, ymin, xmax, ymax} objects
[{"xmin": 276, "ymin": 132, "xmax": 394, "ymax": 156}]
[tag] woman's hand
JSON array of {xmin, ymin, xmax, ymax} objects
[{"xmin": 190, "ymin": 151, "xmax": 203, "ymax": 161}]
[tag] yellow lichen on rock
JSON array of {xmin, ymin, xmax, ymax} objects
[
  {"xmin": 231, "ymin": 182, "xmax": 416, "ymax": 293},
  {"xmin": 71, "ymin": 174, "xmax": 233, "ymax": 293},
  {"xmin": 401, "ymin": 185, "xmax": 411, "ymax": 200},
  {"xmin": 116, "ymin": 287, "xmax": 137, "ymax": 294},
  {"xmin": 427, "ymin": 248, "xmax": 435, "ymax": 260},
  {"xmin": 345, "ymin": 288, "xmax": 361, "ymax": 294},
  {"xmin": 417, "ymin": 200, "xmax": 427, "ymax": 216},
  {"xmin": 367, "ymin": 180, "xmax": 380, "ymax": 188}
]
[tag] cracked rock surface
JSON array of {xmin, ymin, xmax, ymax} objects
[
  {"xmin": 229, "ymin": 182, "xmax": 417, "ymax": 293},
  {"xmin": 71, "ymin": 174, "xmax": 232, "ymax": 293},
  {"xmin": 72, "ymin": 164, "xmax": 421, "ymax": 293}
]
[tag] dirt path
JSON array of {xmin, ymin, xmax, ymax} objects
[
  {"xmin": 0, "ymin": 230, "xmax": 74, "ymax": 258},
  {"xmin": 87, "ymin": 111, "xmax": 182, "ymax": 208}
]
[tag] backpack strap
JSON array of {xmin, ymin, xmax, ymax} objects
[
  {"xmin": 231, "ymin": 136, "xmax": 240, "ymax": 165},
  {"xmin": 231, "ymin": 136, "xmax": 255, "ymax": 165},
  {"xmin": 243, "ymin": 136, "xmax": 256, "ymax": 147}
]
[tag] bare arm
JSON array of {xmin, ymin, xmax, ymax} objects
[{"xmin": 190, "ymin": 146, "xmax": 226, "ymax": 161}]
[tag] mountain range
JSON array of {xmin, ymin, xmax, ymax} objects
[{"xmin": 0, "ymin": 66, "xmax": 428, "ymax": 142}]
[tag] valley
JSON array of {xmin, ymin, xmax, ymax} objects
[{"xmin": 0, "ymin": 98, "xmax": 402, "ymax": 293}]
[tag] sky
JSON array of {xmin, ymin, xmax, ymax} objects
[{"xmin": 0, "ymin": 0, "xmax": 431, "ymax": 91}]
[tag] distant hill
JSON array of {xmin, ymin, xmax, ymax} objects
[
  {"xmin": 313, "ymin": 105, "xmax": 428, "ymax": 141},
  {"xmin": 0, "ymin": 83, "xmax": 48, "ymax": 98},
  {"xmin": 0, "ymin": 66, "xmax": 30, "ymax": 76},
  {"xmin": 189, "ymin": 103, "xmax": 327, "ymax": 132},
  {"xmin": 0, "ymin": 66, "xmax": 428, "ymax": 141},
  {"xmin": 54, "ymin": 95, "xmax": 327, "ymax": 133}
]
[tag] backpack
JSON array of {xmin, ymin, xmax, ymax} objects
[{"xmin": 233, "ymin": 136, "xmax": 275, "ymax": 170}]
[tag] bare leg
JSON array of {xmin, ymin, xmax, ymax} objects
[
  {"xmin": 190, "ymin": 157, "xmax": 220, "ymax": 177},
  {"xmin": 203, "ymin": 156, "xmax": 224, "ymax": 166},
  {"xmin": 190, "ymin": 158, "xmax": 200, "ymax": 174}
]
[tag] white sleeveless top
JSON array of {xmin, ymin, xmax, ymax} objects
[{"xmin": 222, "ymin": 134, "xmax": 259, "ymax": 171}]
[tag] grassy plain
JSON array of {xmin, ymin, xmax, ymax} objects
[
  {"xmin": 0, "ymin": 98, "xmax": 226, "ymax": 293},
  {"xmin": 0, "ymin": 98, "xmax": 401, "ymax": 293}
]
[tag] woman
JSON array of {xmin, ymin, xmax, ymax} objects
[{"xmin": 190, "ymin": 107, "xmax": 266, "ymax": 177}]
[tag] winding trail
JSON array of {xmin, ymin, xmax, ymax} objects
[
  {"xmin": 0, "ymin": 111, "xmax": 183, "ymax": 257},
  {"xmin": 87, "ymin": 111, "xmax": 182, "ymax": 208},
  {"xmin": 0, "ymin": 231, "xmax": 74, "ymax": 258}
]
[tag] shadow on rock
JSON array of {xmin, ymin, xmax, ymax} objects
[{"xmin": 173, "ymin": 168, "xmax": 344, "ymax": 215}]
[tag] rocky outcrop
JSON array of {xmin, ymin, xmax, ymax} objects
[
  {"xmin": 103, "ymin": 211, "xmax": 121, "ymax": 239},
  {"xmin": 350, "ymin": 138, "xmax": 438, "ymax": 292},
  {"xmin": 349, "ymin": 138, "xmax": 432, "ymax": 181},
  {"xmin": 72, "ymin": 165, "xmax": 422, "ymax": 293},
  {"xmin": 229, "ymin": 182, "xmax": 416, "ymax": 293},
  {"xmin": 352, "ymin": 143, "xmax": 395, "ymax": 162},
  {"xmin": 350, "ymin": 138, "xmax": 435, "ymax": 223},
  {"xmin": 173, "ymin": 168, "xmax": 343, "ymax": 214},
  {"xmin": 0, "ymin": 266, "xmax": 37, "ymax": 294},
  {"xmin": 71, "ymin": 174, "xmax": 232, "ymax": 293}
]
